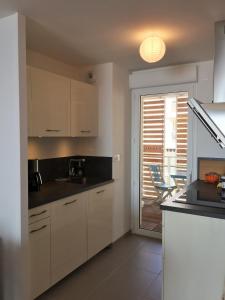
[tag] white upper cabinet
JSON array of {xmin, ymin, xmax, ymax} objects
[
  {"xmin": 29, "ymin": 67, "xmax": 70, "ymax": 137},
  {"xmin": 70, "ymin": 80, "xmax": 98, "ymax": 137}
]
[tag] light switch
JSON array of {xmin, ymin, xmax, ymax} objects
[{"xmin": 113, "ymin": 154, "xmax": 121, "ymax": 162}]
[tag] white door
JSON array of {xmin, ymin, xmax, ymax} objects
[{"xmin": 131, "ymin": 83, "xmax": 196, "ymax": 238}]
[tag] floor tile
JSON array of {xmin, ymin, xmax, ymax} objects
[
  {"xmin": 130, "ymin": 246, "xmax": 162, "ymax": 274},
  {"xmin": 37, "ymin": 233, "xmax": 162, "ymax": 300},
  {"xmin": 85, "ymin": 261, "xmax": 157, "ymax": 300},
  {"xmin": 139, "ymin": 238, "xmax": 162, "ymax": 255},
  {"xmin": 141, "ymin": 272, "xmax": 162, "ymax": 300}
]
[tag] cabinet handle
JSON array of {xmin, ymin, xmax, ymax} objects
[
  {"xmin": 30, "ymin": 225, "xmax": 47, "ymax": 234},
  {"xmin": 96, "ymin": 190, "xmax": 105, "ymax": 194},
  {"xmin": 45, "ymin": 129, "xmax": 61, "ymax": 132},
  {"xmin": 64, "ymin": 199, "xmax": 77, "ymax": 206},
  {"xmin": 80, "ymin": 130, "xmax": 91, "ymax": 133},
  {"xmin": 30, "ymin": 210, "xmax": 47, "ymax": 218}
]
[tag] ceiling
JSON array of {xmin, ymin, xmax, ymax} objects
[{"xmin": 1, "ymin": 0, "xmax": 225, "ymax": 71}]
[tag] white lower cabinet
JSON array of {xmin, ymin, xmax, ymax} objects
[
  {"xmin": 29, "ymin": 218, "xmax": 51, "ymax": 299},
  {"xmin": 29, "ymin": 183, "xmax": 113, "ymax": 298},
  {"xmin": 163, "ymin": 210, "xmax": 225, "ymax": 300},
  {"xmin": 51, "ymin": 192, "xmax": 88, "ymax": 284},
  {"xmin": 88, "ymin": 184, "xmax": 113, "ymax": 259}
]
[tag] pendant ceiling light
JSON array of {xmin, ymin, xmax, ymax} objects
[{"xmin": 139, "ymin": 35, "xmax": 166, "ymax": 63}]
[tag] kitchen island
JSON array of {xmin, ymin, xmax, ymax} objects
[{"xmin": 161, "ymin": 180, "xmax": 225, "ymax": 300}]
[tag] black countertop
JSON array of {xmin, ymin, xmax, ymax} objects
[
  {"xmin": 29, "ymin": 178, "xmax": 114, "ymax": 209},
  {"xmin": 161, "ymin": 180, "xmax": 225, "ymax": 220}
]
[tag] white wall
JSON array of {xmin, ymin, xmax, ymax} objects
[
  {"xmin": 130, "ymin": 60, "xmax": 225, "ymax": 181},
  {"xmin": 28, "ymin": 61, "xmax": 131, "ymax": 241},
  {"xmin": 75, "ymin": 63, "xmax": 114, "ymax": 156},
  {"xmin": 27, "ymin": 49, "xmax": 81, "ymax": 80},
  {"xmin": 112, "ymin": 64, "xmax": 131, "ymax": 241},
  {"xmin": 77, "ymin": 63, "xmax": 131, "ymax": 241},
  {"xmin": 28, "ymin": 138, "xmax": 80, "ymax": 159},
  {"xmin": 0, "ymin": 14, "xmax": 28, "ymax": 300}
]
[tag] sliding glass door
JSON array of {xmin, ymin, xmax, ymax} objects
[{"xmin": 132, "ymin": 84, "xmax": 195, "ymax": 238}]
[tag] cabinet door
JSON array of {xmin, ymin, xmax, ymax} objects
[
  {"xmin": 163, "ymin": 211, "xmax": 225, "ymax": 300},
  {"xmin": 51, "ymin": 193, "xmax": 87, "ymax": 284},
  {"xmin": 30, "ymin": 67, "xmax": 70, "ymax": 137},
  {"xmin": 29, "ymin": 218, "xmax": 51, "ymax": 299},
  {"xmin": 71, "ymin": 80, "xmax": 98, "ymax": 137},
  {"xmin": 88, "ymin": 184, "xmax": 113, "ymax": 259}
]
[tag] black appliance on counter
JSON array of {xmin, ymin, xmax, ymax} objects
[
  {"xmin": 69, "ymin": 158, "xmax": 86, "ymax": 183},
  {"xmin": 28, "ymin": 159, "xmax": 43, "ymax": 192}
]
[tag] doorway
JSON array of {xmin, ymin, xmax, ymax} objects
[{"xmin": 131, "ymin": 84, "xmax": 195, "ymax": 238}]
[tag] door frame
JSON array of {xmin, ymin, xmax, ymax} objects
[{"xmin": 131, "ymin": 83, "xmax": 196, "ymax": 238}]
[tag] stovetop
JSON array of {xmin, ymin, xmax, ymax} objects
[{"xmin": 174, "ymin": 180, "xmax": 225, "ymax": 209}]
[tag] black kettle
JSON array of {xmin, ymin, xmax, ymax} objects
[{"xmin": 28, "ymin": 159, "xmax": 43, "ymax": 192}]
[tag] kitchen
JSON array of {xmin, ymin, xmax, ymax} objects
[{"xmin": 1, "ymin": 1, "xmax": 225, "ymax": 300}]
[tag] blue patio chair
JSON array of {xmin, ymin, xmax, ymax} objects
[{"xmin": 149, "ymin": 164, "xmax": 177, "ymax": 203}]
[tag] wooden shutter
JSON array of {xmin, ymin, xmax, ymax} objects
[
  {"xmin": 176, "ymin": 95, "xmax": 188, "ymax": 186},
  {"xmin": 141, "ymin": 96, "xmax": 165, "ymax": 199}
]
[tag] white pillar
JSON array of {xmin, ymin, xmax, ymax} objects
[{"xmin": 0, "ymin": 13, "xmax": 28, "ymax": 300}]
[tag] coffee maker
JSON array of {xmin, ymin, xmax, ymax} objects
[
  {"xmin": 28, "ymin": 159, "xmax": 43, "ymax": 192},
  {"xmin": 69, "ymin": 158, "xmax": 86, "ymax": 183}
]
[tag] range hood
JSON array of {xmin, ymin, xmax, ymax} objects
[
  {"xmin": 188, "ymin": 98, "xmax": 225, "ymax": 148},
  {"xmin": 187, "ymin": 20, "xmax": 225, "ymax": 149}
]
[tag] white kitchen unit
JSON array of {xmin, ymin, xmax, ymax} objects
[
  {"xmin": 88, "ymin": 184, "xmax": 113, "ymax": 259},
  {"xmin": 70, "ymin": 79, "xmax": 98, "ymax": 137},
  {"xmin": 29, "ymin": 67, "xmax": 70, "ymax": 137},
  {"xmin": 163, "ymin": 210, "xmax": 225, "ymax": 300},
  {"xmin": 51, "ymin": 192, "xmax": 88, "ymax": 284},
  {"xmin": 29, "ymin": 217, "xmax": 51, "ymax": 299},
  {"xmin": 29, "ymin": 182, "xmax": 113, "ymax": 298}
]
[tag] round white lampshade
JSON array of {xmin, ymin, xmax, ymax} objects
[{"xmin": 139, "ymin": 36, "xmax": 166, "ymax": 63}]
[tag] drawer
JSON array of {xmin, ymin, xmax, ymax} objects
[
  {"xmin": 29, "ymin": 204, "xmax": 50, "ymax": 224},
  {"xmin": 29, "ymin": 217, "xmax": 50, "ymax": 235},
  {"xmin": 52, "ymin": 192, "xmax": 86, "ymax": 208}
]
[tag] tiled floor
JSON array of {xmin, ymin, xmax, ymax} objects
[{"xmin": 37, "ymin": 233, "xmax": 162, "ymax": 300}]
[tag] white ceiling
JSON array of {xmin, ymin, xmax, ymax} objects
[{"xmin": 1, "ymin": 0, "xmax": 225, "ymax": 70}]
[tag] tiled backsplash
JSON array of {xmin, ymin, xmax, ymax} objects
[{"xmin": 28, "ymin": 156, "xmax": 112, "ymax": 183}]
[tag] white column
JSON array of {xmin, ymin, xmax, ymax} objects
[{"xmin": 0, "ymin": 13, "xmax": 28, "ymax": 300}]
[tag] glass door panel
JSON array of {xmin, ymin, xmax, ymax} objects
[{"xmin": 139, "ymin": 92, "xmax": 188, "ymax": 233}]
